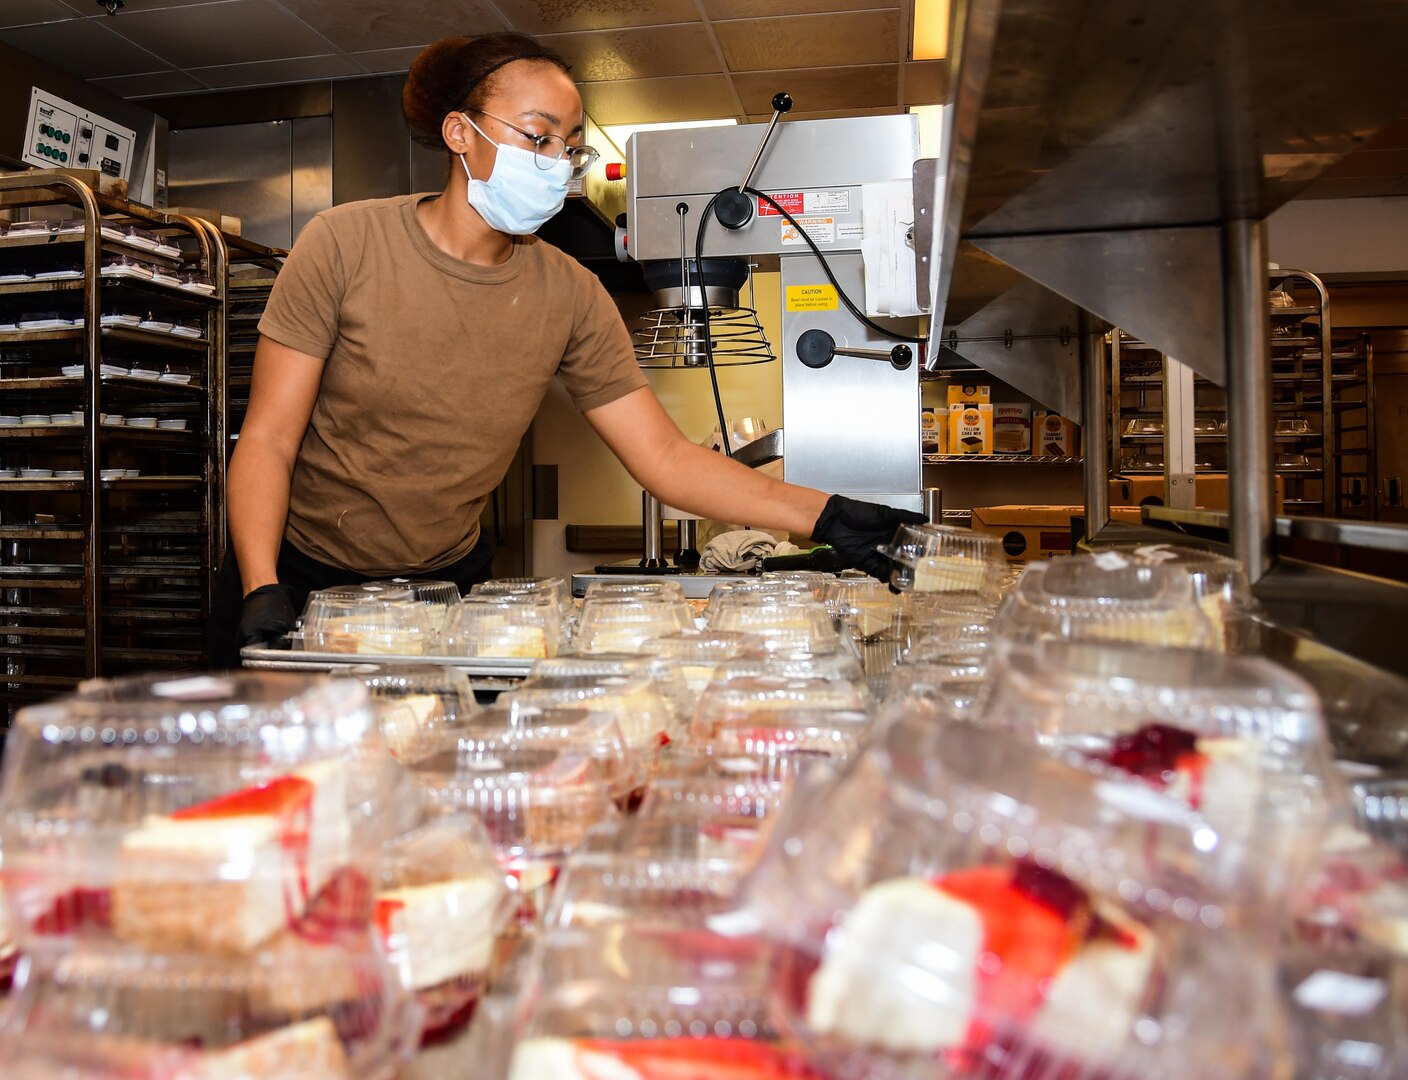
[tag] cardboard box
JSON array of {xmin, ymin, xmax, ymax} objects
[
  {"xmin": 921, "ymin": 407, "xmax": 941, "ymax": 453},
  {"xmin": 947, "ymin": 383, "xmax": 991, "ymax": 407},
  {"xmin": 949, "ymin": 403, "xmax": 993, "ymax": 455},
  {"xmin": 993, "ymin": 403, "xmax": 1033, "ymax": 454},
  {"xmin": 1033, "ymin": 412, "xmax": 1081, "ymax": 457},
  {"xmin": 971, "ymin": 504, "xmax": 1143, "ymax": 562},
  {"xmin": 1109, "ymin": 473, "xmax": 1286, "ymax": 513}
]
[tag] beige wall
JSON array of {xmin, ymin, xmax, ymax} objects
[{"xmin": 530, "ymin": 270, "xmax": 784, "ymax": 579}]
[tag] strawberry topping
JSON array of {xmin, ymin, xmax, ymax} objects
[{"xmin": 570, "ymin": 1037, "xmax": 821, "ymax": 1079}]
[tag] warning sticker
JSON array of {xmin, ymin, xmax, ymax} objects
[
  {"xmin": 781, "ymin": 216, "xmax": 835, "ymax": 246},
  {"xmin": 785, "ymin": 284, "xmax": 839, "ymax": 312},
  {"xmin": 759, "ymin": 189, "xmax": 850, "ymax": 217}
]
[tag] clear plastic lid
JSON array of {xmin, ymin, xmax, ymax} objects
[
  {"xmin": 506, "ymin": 672, "xmax": 676, "ymax": 754},
  {"xmin": 351, "ymin": 663, "xmax": 480, "ymax": 766},
  {"xmin": 472, "ymin": 576, "xmax": 573, "ymax": 621},
  {"xmin": 637, "ymin": 629, "xmax": 752, "ymax": 688},
  {"xmin": 0, "ymin": 673, "xmax": 380, "ymax": 954},
  {"xmin": 583, "ymin": 578, "xmax": 687, "ymax": 601},
  {"xmin": 317, "ymin": 578, "xmax": 461, "ymax": 619},
  {"xmin": 376, "ymin": 812, "xmax": 513, "ymax": 1045},
  {"xmin": 709, "ymin": 649, "xmax": 867, "ymax": 685},
  {"xmin": 708, "ymin": 594, "xmax": 841, "ymax": 655},
  {"xmin": 1352, "ymin": 774, "xmax": 1408, "ymax": 858},
  {"xmin": 981, "ymin": 638, "xmax": 1336, "ymax": 894},
  {"xmin": 689, "ymin": 707, "xmax": 872, "ymax": 775},
  {"xmin": 529, "ymin": 654, "xmax": 693, "ymax": 730},
  {"xmin": 575, "ymin": 594, "xmax": 694, "ymax": 655},
  {"xmin": 993, "ymin": 553, "xmax": 1215, "ymax": 649},
  {"xmin": 822, "ymin": 578, "xmax": 899, "ymax": 641},
  {"xmin": 691, "ymin": 676, "xmax": 870, "ymax": 744},
  {"xmin": 1117, "ymin": 543, "xmax": 1257, "ymax": 649},
  {"xmin": 703, "ymin": 579, "xmax": 814, "ymax": 623},
  {"xmin": 879, "ymin": 523, "xmax": 1006, "ymax": 596},
  {"xmin": 741, "ymin": 716, "xmax": 1285, "ymax": 1079},
  {"xmin": 758, "ymin": 569, "xmax": 833, "ymax": 597},
  {"xmin": 440, "ymin": 594, "xmax": 562, "ymax": 659},
  {"xmin": 882, "ymin": 656, "xmax": 990, "ymax": 720},
  {"xmin": 1, "ymin": 931, "xmax": 414, "ymax": 1079},
  {"xmin": 301, "ymin": 591, "xmax": 436, "ymax": 656}
]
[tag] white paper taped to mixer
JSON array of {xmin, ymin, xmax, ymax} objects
[{"xmin": 862, "ymin": 180, "xmax": 922, "ymax": 317}]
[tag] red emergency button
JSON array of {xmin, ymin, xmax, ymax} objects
[{"xmin": 605, "ymin": 162, "xmax": 626, "ymax": 181}]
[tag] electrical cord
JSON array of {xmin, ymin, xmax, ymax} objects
[{"xmin": 689, "ymin": 184, "xmax": 924, "ymax": 460}]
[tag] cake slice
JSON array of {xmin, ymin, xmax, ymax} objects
[
  {"xmin": 508, "ymin": 1036, "xmax": 821, "ymax": 1079},
  {"xmin": 112, "ymin": 760, "xmax": 350, "ymax": 954},
  {"xmin": 1099, "ymin": 722, "xmax": 1262, "ymax": 829},
  {"xmin": 190, "ymin": 1017, "xmax": 350, "ymax": 1079},
  {"xmin": 807, "ymin": 862, "xmax": 1156, "ymax": 1062},
  {"xmin": 377, "ymin": 693, "xmax": 446, "ymax": 764}
]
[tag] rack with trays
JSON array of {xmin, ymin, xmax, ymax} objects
[
  {"xmin": 0, "ymin": 172, "xmax": 225, "ymax": 723},
  {"xmin": 220, "ymin": 235, "xmax": 285, "ymax": 460}
]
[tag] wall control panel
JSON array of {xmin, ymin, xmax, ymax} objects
[{"xmin": 22, "ymin": 88, "xmax": 136, "ymax": 182}]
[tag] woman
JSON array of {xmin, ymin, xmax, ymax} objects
[{"xmin": 211, "ymin": 32, "xmax": 919, "ymax": 666}]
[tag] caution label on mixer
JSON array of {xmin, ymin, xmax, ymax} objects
[
  {"xmin": 785, "ymin": 284, "xmax": 839, "ymax": 312},
  {"xmin": 760, "ymin": 190, "xmax": 850, "ymax": 216}
]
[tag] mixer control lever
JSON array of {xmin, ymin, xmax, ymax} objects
[
  {"xmin": 797, "ymin": 328, "xmax": 912, "ymax": 370},
  {"xmin": 715, "ymin": 91, "xmax": 792, "ymax": 230}
]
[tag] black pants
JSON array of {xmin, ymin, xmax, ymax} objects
[{"xmin": 209, "ymin": 534, "xmax": 496, "ymax": 669}]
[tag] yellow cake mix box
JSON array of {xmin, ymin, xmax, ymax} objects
[{"xmin": 949, "ymin": 403, "xmax": 993, "ymax": 455}]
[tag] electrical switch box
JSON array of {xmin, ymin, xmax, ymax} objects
[{"xmin": 22, "ymin": 88, "xmax": 136, "ymax": 182}]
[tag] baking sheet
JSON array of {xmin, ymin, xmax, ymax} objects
[{"xmin": 239, "ymin": 645, "xmax": 535, "ymax": 679}]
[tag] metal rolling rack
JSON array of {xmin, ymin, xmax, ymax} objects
[
  {"xmin": 220, "ymin": 235, "xmax": 285, "ymax": 462},
  {"xmin": 0, "ymin": 172, "xmax": 225, "ymax": 722},
  {"xmin": 927, "ymin": 0, "xmax": 1408, "ymax": 687}
]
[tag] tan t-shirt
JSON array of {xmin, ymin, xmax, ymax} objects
[{"xmin": 258, "ymin": 194, "xmax": 647, "ymax": 575}]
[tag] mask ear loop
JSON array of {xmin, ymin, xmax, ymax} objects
[{"xmin": 457, "ymin": 112, "xmax": 492, "ymax": 185}]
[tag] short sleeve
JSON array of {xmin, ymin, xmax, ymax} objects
[
  {"xmin": 258, "ymin": 213, "xmax": 348, "ymax": 359},
  {"xmin": 555, "ymin": 271, "xmax": 648, "ymax": 412}
]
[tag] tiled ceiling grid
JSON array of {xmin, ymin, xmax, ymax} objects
[{"xmin": 0, "ymin": 0, "xmax": 948, "ymax": 125}]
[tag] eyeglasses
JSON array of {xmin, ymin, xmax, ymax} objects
[{"xmin": 466, "ymin": 108, "xmax": 599, "ymax": 180}]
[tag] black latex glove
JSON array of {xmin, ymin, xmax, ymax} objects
[
  {"xmin": 811, "ymin": 494, "xmax": 927, "ymax": 582},
  {"xmin": 238, "ymin": 583, "xmax": 297, "ymax": 650}
]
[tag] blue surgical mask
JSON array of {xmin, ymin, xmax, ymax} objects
[{"xmin": 459, "ymin": 113, "xmax": 570, "ymax": 235}]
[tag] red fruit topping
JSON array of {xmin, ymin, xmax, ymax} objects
[
  {"xmin": 1011, "ymin": 861, "xmax": 1137, "ymax": 949},
  {"xmin": 572, "ymin": 1037, "xmax": 822, "ymax": 1079},
  {"xmin": 32, "ymin": 887, "xmax": 112, "ymax": 934},
  {"xmin": 617, "ymin": 785, "xmax": 649, "ymax": 814},
  {"xmin": 292, "ymin": 867, "xmax": 374, "ymax": 942},
  {"xmin": 1102, "ymin": 724, "xmax": 1200, "ymax": 785},
  {"xmin": 170, "ymin": 775, "xmax": 314, "ymax": 821},
  {"xmin": 417, "ymin": 975, "xmax": 482, "ymax": 1048}
]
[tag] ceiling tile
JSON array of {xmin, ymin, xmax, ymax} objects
[
  {"xmin": 714, "ymin": 11, "xmax": 899, "ymax": 72},
  {"xmin": 0, "ymin": 14, "xmax": 168, "ymax": 77},
  {"xmin": 902, "ymin": 59, "xmax": 946, "ymax": 104},
  {"xmin": 491, "ymin": 0, "xmax": 699, "ymax": 37},
  {"xmin": 0, "ymin": 0, "xmax": 81, "ymax": 28},
  {"xmin": 105, "ymin": 0, "xmax": 336, "ymax": 67},
  {"xmin": 579, "ymin": 74, "xmax": 737, "ymax": 125},
  {"xmin": 89, "ymin": 67, "xmax": 207, "ymax": 97},
  {"xmin": 347, "ymin": 44, "xmax": 425, "ymax": 73},
  {"xmin": 733, "ymin": 64, "xmax": 897, "ymax": 113},
  {"xmin": 189, "ymin": 52, "xmax": 363, "ymax": 88},
  {"xmin": 541, "ymin": 25, "xmax": 720, "ymax": 82},
  {"xmin": 705, "ymin": 0, "xmax": 894, "ymax": 18},
  {"xmin": 747, "ymin": 105, "xmax": 901, "ymax": 123},
  {"xmin": 274, "ymin": 0, "xmax": 504, "ymax": 53}
]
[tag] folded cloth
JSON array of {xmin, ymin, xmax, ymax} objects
[{"xmin": 700, "ymin": 530, "xmax": 797, "ymax": 572}]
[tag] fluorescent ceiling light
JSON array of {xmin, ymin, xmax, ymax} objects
[
  {"xmin": 603, "ymin": 117, "xmax": 737, "ymax": 154},
  {"xmin": 912, "ymin": 0, "xmax": 950, "ymax": 60}
]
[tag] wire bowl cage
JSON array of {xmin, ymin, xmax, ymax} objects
[{"xmin": 633, "ymin": 306, "xmax": 774, "ymax": 369}]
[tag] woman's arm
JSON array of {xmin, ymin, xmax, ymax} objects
[
  {"xmin": 227, "ymin": 336, "xmax": 326, "ymax": 595},
  {"xmin": 583, "ymin": 386, "xmax": 830, "ymax": 536}
]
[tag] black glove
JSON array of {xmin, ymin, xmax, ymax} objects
[
  {"xmin": 238, "ymin": 583, "xmax": 297, "ymax": 650},
  {"xmin": 810, "ymin": 494, "xmax": 926, "ymax": 582}
]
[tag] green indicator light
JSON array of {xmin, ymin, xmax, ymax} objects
[
  {"xmin": 59, "ymin": 151, "xmax": 68, "ymax": 163},
  {"xmin": 62, "ymin": 132, "xmax": 71, "ymax": 144}
]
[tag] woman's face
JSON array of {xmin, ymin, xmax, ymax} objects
[{"xmin": 454, "ymin": 60, "xmax": 585, "ymax": 183}]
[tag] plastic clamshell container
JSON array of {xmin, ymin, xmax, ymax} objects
[
  {"xmin": 583, "ymin": 577, "xmax": 687, "ymax": 602},
  {"xmin": 981, "ymin": 637, "xmax": 1337, "ymax": 899},
  {"xmin": 758, "ymin": 569, "xmax": 833, "ymax": 597},
  {"xmin": 742, "ymin": 717, "xmax": 1287, "ymax": 1080},
  {"xmin": 575, "ymin": 594, "xmax": 694, "ymax": 655},
  {"xmin": 376, "ymin": 811, "xmax": 513, "ymax": 1047},
  {"xmin": 688, "ymin": 707, "xmax": 873, "ymax": 782},
  {"xmin": 1351, "ymin": 775, "xmax": 1408, "ymax": 857},
  {"xmin": 709, "ymin": 649, "xmax": 867, "ymax": 686},
  {"xmin": 472, "ymin": 576, "xmax": 573, "ymax": 621},
  {"xmin": 880, "ymin": 523, "xmax": 1006, "ymax": 597},
  {"xmin": 993, "ymin": 552, "xmax": 1215, "ymax": 649},
  {"xmin": 638, "ymin": 629, "xmax": 753, "ymax": 694},
  {"xmin": 822, "ymin": 578, "xmax": 899, "ymax": 641},
  {"xmin": 0, "ymin": 673, "xmax": 381, "ymax": 956},
  {"xmin": 708, "ymin": 593, "xmax": 841, "ymax": 655},
  {"xmin": 316, "ymin": 579, "xmax": 460, "ymax": 632},
  {"xmin": 0, "ymin": 930, "xmax": 415, "ymax": 1079},
  {"xmin": 1116, "ymin": 543, "xmax": 1255, "ymax": 649},
  {"xmin": 690, "ymin": 676, "xmax": 870, "ymax": 744},
  {"xmin": 881, "ymin": 655, "xmax": 990, "ymax": 721},
  {"xmin": 703, "ymin": 580, "xmax": 814, "ymax": 624},
  {"xmin": 301, "ymin": 592, "xmax": 436, "ymax": 656},
  {"xmin": 440, "ymin": 594, "xmax": 561, "ymax": 659},
  {"xmin": 351, "ymin": 663, "xmax": 480, "ymax": 765},
  {"xmin": 507, "ymin": 671, "xmax": 677, "ymax": 755},
  {"xmin": 528, "ymin": 654, "xmax": 694, "ymax": 731}
]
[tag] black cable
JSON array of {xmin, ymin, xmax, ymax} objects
[
  {"xmin": 688, "ymin": 184, "xmax": 922, "ymax": 460},
  {"xmin": 693, "ymin": 190, "xmax": 733, "ymax": 458},
  {"xmin": 745, "ymin": 187, "xmax": 918, "ymax": 344}
]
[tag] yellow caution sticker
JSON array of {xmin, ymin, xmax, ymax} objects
[{"xmin": 785, "ymin": 284, "xmax": 839, "ymax": 312}]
